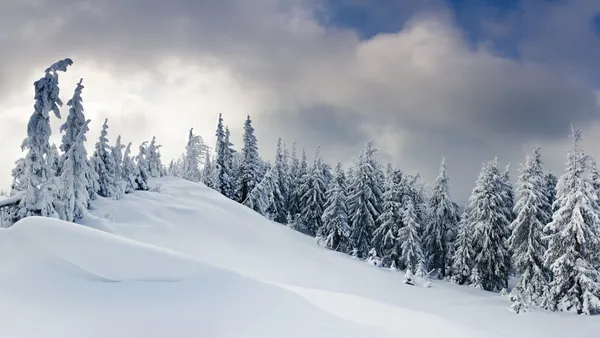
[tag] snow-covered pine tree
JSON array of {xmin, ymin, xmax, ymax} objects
[
  {"xmin": 61, "ymin": 120, "xmax": 91, "ymax": 222},
  {"xmin": 48, "ymin": 144, "xmax": 60, "ymax": 176},
  {"xmin": 60, "ymin": 78, "xmax": 85, "ymax": 155},
  {"xmin": 237, "ymin": 115, "xmax": 261, "ymax": 203},
  {"xmin": 372, "ymin": 168, "xmax": 403, "ymax": 268},
  {"xmin": 347, "ymin": 142, "xmax": 384, "ymax": 259},
  {"xmin": 468, "ymin": 159, "xmax": 511, "ymax": 291},
  {"xmin": 1, "ymin": 159, "xmax": 27, "ymax": 224},
  {"xmin": 508, "ymin": 147, "xmax": 551, "ymax": 313},
  {"xmin": 121, "ymin": 142, "xmax": 138, "ymax": 194},
  {"xmin": 319, "ymin": 162, "xmax": 350, "ymax": 252},
  {"xmin": 135, "ymin": 142, "xmax": 150, "ymax": 191},
  {"xmin": 286, "ymin": 142, "xmax": 301, "ymax": 221},
  {"xmin": 91, "ymin": 119, "xmax": 118, "ymax": 198},
  {"xmin": 322, "ymin": 162, "xmax": 333, "ymax": 188},
  {"xmin": 501, "ymin": 164, "xmax": 516, "ymax": 230},
  {"xmin": 113, "ymin": 135, "xmax": 126, "ymax": 174},
  {"xmin": 543, "ymin": 128, "xmax": 600, "ymax": 315},
  {"xmin": 59, "ymin": 78, "xmax": 97, "ymax": 204},
  {"xmin": 214, "ymin": 115, "xmax": 232, "ymax": 197},
  {"xmin": 282, "ymin": 143, "xmax": 292, "ymax": 216},
  {"xmin": 10, "ymin": 159, "xmax": 26, "ymax": 194},
  {"xmin": 400, "ymin": 198, "xmax": 425, "ymax": 275},
  {"xmin": 267, "ymin": 138, "xmax": 289, "ymax": 223},
  {"xmin": 202, "ymin": 152, "xmax": 215, "ymax": 188},
  {"xmin": 147, "ymin": 136, "xmax": 163, "ymax": 178},
  {"xmin": 450, "ymin": 211, "xmax": 472, "ymax": 284},
  {"xmin": 298, "ymin": 146, "xmax": 327, "ymax": 236},
  {"xmin": 222, "ymin": 126, "xmax": 236, "ymax": 198},
  {"xmin": 17, "ymin": 58, "xmax": 73, "ymax": 220},
  {"xmin": 291, "ymin": 149, "xmax": 309, "ymax": 229},
  {"xmin": 424, "ymin": 158, "xmax": 460, "ymax": 277},
  {"xmin": 544, "ymin": 172, "xmax": 558, "ymax": 215},
  {"xmin": 46, "ymin": 144, "xmax": 62, "ymax": 204}
]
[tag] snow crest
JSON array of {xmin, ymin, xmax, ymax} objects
[{"xmin": 0, "ymin": 216, "xmax": 198, "ymax": 282}]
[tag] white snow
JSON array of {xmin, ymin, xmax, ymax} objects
[{"xmin": 0, "ymin": 177, "xmax": 597, "ymax": 337}]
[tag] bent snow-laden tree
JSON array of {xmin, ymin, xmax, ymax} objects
[
  {"xmin": 243, "ymin": 166, "xmax": 277, "ymax": 215},
  {"xmin": 183, "ymin": 128, "xmax": 208, "ymax": 183},
  {"xmin": 17, "ymin": 58, "xmax": 73, "ymax": 220},
  {"xmin": 543, "ymin": 129, "xmax": 600, "ymax": 315}
]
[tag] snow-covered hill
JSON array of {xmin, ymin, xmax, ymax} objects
[{"xmin": 0, "ymin": 177, "xmax": 597, "ymax": 337}]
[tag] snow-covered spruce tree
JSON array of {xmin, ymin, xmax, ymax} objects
[
  {"xmin": 121, "ymin": 142, "xmax": 138, "ymax": 194},
  {"xmin": 237, "ymin": 115, "xmax": 261, "ymax": 203},
  {"xmin": 372, "ymin": 168, "xmax": 403, "ymax": 268},
  {"xmin": 111, "ymin": 135, "xmax": 126, "ymax": 195},
  {"xmin": 267, "ymin": 138, "xmax": 289, "ymax": 223},
  {"xmin": 17, "ymin": 58, "xmax": 73, "ymax": 220},
  {"xmin": 91, "ymin": 119, "xmax": 118, "ymax": 198},
  {"xmin": 544, "ymin": 171, "xmax": 558, "ymax": 223},
  {"xmin": 508, "ymin": 147, "xmax": 551, "ymax": 313},
  {"xmin": 2, "ymin": 159, "xmax": 27, "ymax": 225},
  {"xmin": 60, "ymin": 78, "xmax": 96, "ymax": 203},
  {"xmin": 402, "ymin": 173, "xmax": 429, "ymax": 231},
  {"xmin": 347, "ymin": 142, "xmax": 384, "ymax": 259},
  {"xmin": 223, "ymin": 126, "xmax": 236, "ymax": 198},
  {"xmin": 214, "ymin": 115, "xmax": 234, "ymax": 198},
  {"xmin": 450, "ymin": 211, "xmax": 472, "ymax": 284},
  {"xmin": 400, "ymin": 198, "xmax": 425, "ymax": 276},
  {"xmin": 543, "ymin": 128, "xmax": 600, "ymax": 315},
  {"xmin": 424, "ymin": 158, "xmax": 460, "ymax": 277},
  {"xmin": 291, "ymin": 149, "xmax": 309, "ymax": 229},
  {"xmin": 501, "ymin": 164, "xmax": 516, "ymax": 230},
  {"xmin": 147, "ymin": 136, "xmax": 163, "ymax": 178},
  {"xmin": 322, "ymin": 162, "xmax": 333, "ymax": 188},
  {"xmin": 468, "ymin": 159, "xmax": 511, "ymax": 291},
  {"xmin": 135, "ymin": 142, "xmax": 150, "ymax": 191},
  {"xmin": 298, "ymin": 146, "xmax": 327, "ymax": 236},
  {"xmin": 286, "ymin": 142, "xmax": 301, "ymax": 221},
  {"xmin": 202, "ymin": 152, "xmax": 215, "ymax": 188},
  {"xmin": 61, "ymin": 120, "xmax": 91, "ymax": 222},
  {"xmin": 10, "ymin": 159, "xmax": 27, "ymax": 194},
  {"xmin": 319, "ymin": 162, "xmax": 350, "ymax": 252},
  {"xmin": 48, "ymin": 144, "xmax": 60, "ymax": 176}
]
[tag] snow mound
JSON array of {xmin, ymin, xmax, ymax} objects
[{"xmin": 0, "ymin": 216, "xmax": 199, "ymax": 282}]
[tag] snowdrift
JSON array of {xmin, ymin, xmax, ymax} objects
[
  {"xmin": 0, "ymin": 177, "xmax": 598, "ymax": 338},
  {"xmin": 0, "ymin": 216, "xmax": 198, "ymax": 282}
]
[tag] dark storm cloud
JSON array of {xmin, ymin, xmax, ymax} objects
[{"xmin": 260, "ymin": 105, "xmax": 369, "ymax": 163}]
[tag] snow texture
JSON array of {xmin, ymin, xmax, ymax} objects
[{"xmin": 0, "ymin": 177, "xmax": 598, "ymax": 338}]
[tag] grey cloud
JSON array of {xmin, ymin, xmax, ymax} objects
[{"xmin": 1, "ymin": 0, "xmax": 599, "ymax": 204}]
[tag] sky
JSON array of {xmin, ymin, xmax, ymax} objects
[{"xmin": 1, "ymin": 0, "xmax": 600, "ymax": 205}]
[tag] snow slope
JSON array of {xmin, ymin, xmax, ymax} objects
[{"xmin": 0, "ymin": 177, "xmax": 597, "ymax": 337}]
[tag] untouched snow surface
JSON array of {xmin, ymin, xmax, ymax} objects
[{"xmin": 0, "ymin": 177, "xmax": 597, "ymax": 337}]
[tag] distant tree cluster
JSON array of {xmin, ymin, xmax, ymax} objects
[{"xmin": 2, "ymin": 59, "xmax": 599, "ymax": 315}]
